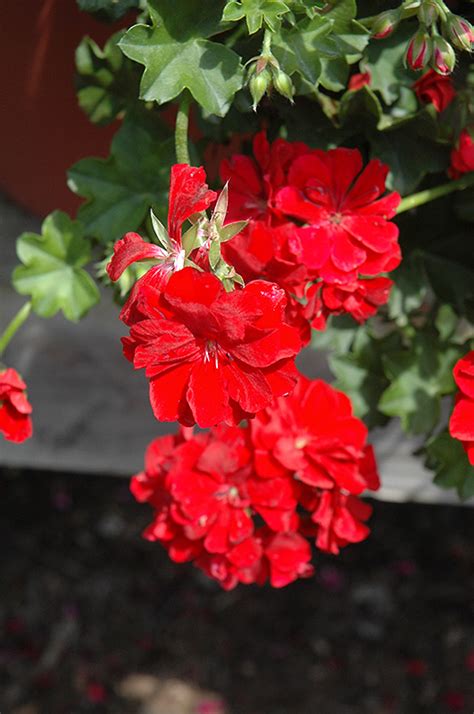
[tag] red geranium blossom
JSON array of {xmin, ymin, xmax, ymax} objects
[
  {"xmin": 131, "ymin": 426, "xmax": 312, "ymax": 589},
  {"xmin": 413, "ymin": 69, "xmax": 456, "ymax": 113},
  {"xmin": 275, "ymin": 148, "xmax": 401, "ymax": 284},
  {"xmin": 0, "ymin": 367, "xmax": 33, "ymax": 443},
  {"xmin": 220, "ymin": 131, "xmax": 309, "ymax": 224},
  {"xmin": 300, "ymin": 482, "xmax": 375, "ymax": 555},
  {"xmin": 449, "ymin": 129, "xmax": 474, "ymax": 178},
  {"xmin": 251, "ymin": 375, "xmax": 380, "ymax": 495},
  {"xmin": 107, "ymin": 164, "xmax": 216, "ymax": 319},
  {"xmin": 222, "ymin": 220, "xmax": 311, "ymax": 292},
  {"xmin": 197, "ymin": 528, "xmax": 314, "ymax": 590},
  {"xmin": 449, "ymin": 351, "xmax": 474, "ymax": 464},
  {"xmin": 305, "ymin": 276, "xmax": 393, "ymax": 330},
  {"xmin": 122, "ymin": 267, "xmax": 301, "ymax": 427}
]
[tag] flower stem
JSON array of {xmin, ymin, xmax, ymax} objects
[
  {"xmin": 175, "ymin": 93, "xmax": 191, "ymax": 165},
  {"xmin": 0, "ymin": 301, "xmax": 32, "ymax": 357},
  {"xmin": 396, "ymin": 172, "xmax": 474, "ymax": 214}
]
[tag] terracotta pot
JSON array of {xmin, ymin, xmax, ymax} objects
[{"xmin": 0, "ymin": 0, "xmax": 129, "ymax": 217}]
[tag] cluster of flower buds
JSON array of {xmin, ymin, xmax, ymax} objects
[
  {"xmin": 247, "ymin": 51, "xmax": 294, "ymax": 110},
  {"xmin": 371, "ymin": 0, "xmax": 473, "ymax": 76}
]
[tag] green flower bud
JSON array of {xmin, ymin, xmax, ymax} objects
[
  {"xmin": 406, "ymin": 29, "xmax": 432, "ymax": 70},
  {"xmin": 431, "ymin": 36, "xmax": 456, "ymax": 75},
  {"xmin": 417, "ymin": 1, "xmax": 439, "ymax": 26},
  {"xmin": 273, "ymin": 69, "xmax": 294, "ymax": 102},
  {"xmin": 371, "ymin": 10, "xmax": 400, "ymax": 40},
  {"xmin": 444, "ymin": 13, "xmax": 474, "ymax": 52},
  {"xmin": 249, "ymin": 67, "xmax": 272, "ymax": 110}
]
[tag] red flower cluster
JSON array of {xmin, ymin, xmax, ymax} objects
[
  {"xmin": 0, "ymin": 367, "xmax": 33, "ymax": 443},
  {"xmin": 221, "ymin": 134, "xmax": 401, "ymax": 332},
  {"xmin": 413, "ymin": 69, "xmax": 456, "ymax": 113},
  {"xmin": 449, "ymin": 129, "xmax": 474, "ymax": 178},
  {"xmin": 449, "ymin": 351, "xmax": 474, "ymax": 464},
  {"xmin": 131, "ymin": 375, "xmax": 380, "ymax": 589}
]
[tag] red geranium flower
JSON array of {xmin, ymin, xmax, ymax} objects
[
  {"xmin": 305, "ymin": 276, "xmax": 393, "ymax": 330},
  {"xmin": 251, "ymin": 375, "xmax": 380, "ymax": 495},
  {"xmin": 122, "ymin": 267, "xmax": 301, "ymax": 427},
  {"xmin": 275, "ymin": 148, "xmax": 401, "ymax": 284},
  {"xmin": 413, "ymin": 69, "xmax": 456, "ymax": 113},
  {"xmin": 107, "ymin": 164, "xmax": 217, "ymax": 320},
  {"xmin": 0, "ymin": 367, "xmax": 33, "ymax": 443},
  {"xmin": 449, "ymin": 351, "xmax": 474, "ymax": 464},
  {"xmin": 449, "ymin": 129, "xmax": 474, "ymax": 178},
  {"xmin": 131, "ymin": 427, "xmax": 311, "ymax": 590},
  {"xmin": 222, "ymin": 220, "xmax": 311, "ymax": 292},
  {"xmin": 220, "ymin": 131, "xmax": 309, "ymax": 224},
  {"xmin": 301, "ymin": 489, "xmax": 374, "ymax": 555}
]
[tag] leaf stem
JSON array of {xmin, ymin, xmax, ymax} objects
[
  {"xmin": 396, "ymin": 172, "xmax": 474, "ymax": 214},
  {"xmin": 175, "ymin": 93, "xmax": 191, "ymax": 165},
  {"xmin": 0, "ymin": 301, "xmax": 32, "ymax": 357}
]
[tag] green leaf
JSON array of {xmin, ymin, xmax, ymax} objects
[
  {"xmin": 272, "ymin": 17, "xmax": 331, "ymax": 87},
  {"xmin": 361, "ymin": 24, "xmax": 415, "ymax": 105},
  {"xmin": 339, "ymin": 85, "xmax": 383, "ymax": 128},
  {"xmin": 68, "ymin": 114, "xmax": 174, "ymax": 244},
  {"xmin": 119, "ymin": 0, "xmax": 243, "ymax": 116},
  {"xmin": 426, "ymin": 431, "xmax": 474, "ymax": 500},
  {"xmin": 75, "ymin": 32, "xmax": 140, "ymax": 125},
  {"xmin": 330, "ymin": 353, "xmax": 389, "ymax": 427},
  {"xmin": 369, "ymin": 125, "xmax": 448, "ymax": 194},
  {"xmin": 379, "ymin": 333, "xmax": 462, "ymax": 434},
  {"xmin": 222, "ymin": 0, "xmax": 290, "ymax": 34},
  {"xmin": 388, "ymin": 252, "xmax": 427, "ymax": 323},
  {"xmin": 13, "ymin": 212, "xmax": 100, "ymax": 322},
  {"xmin": 423, "ymin": 253, "xmax": 474, "ymax": 321}
]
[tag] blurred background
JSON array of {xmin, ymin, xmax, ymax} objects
[{"xmin": 0, "ymin": 2, "xmax": 473, "ymax": 713}]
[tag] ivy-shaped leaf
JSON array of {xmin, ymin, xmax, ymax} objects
[
  {"xmin": 119, "ymin": 0, "xmax": 243, "ymax": 117},
  {"xmin": 426, "ymin": 431, "xmax": 474, "ymax": 501},
  {"xmin": 360, "ymin": 24, "xmax": 415, "ymax": 105},
  {"xmin": 222, "ymin": 0, "xmax": 290, "ymax": 34},
  {"xmin": 378, "ymin": 333, "xmax": 462, "ymax": 434},
  {"xmin": 68, "ymin": 114, "xmax": 174, "ymax": 244},
  {"xmin": 272, "ymin": 16, "xmax": 332, "ymax": 88},
  {"xmin": 13, "ymin": 212, "xmax": 100, "ymax": 322},
  {"xmin": 75, "ymin": 32, "xmax": 140, "ymax": 125},
  {"xmin": 77, "ymin": 0, "xmax": 141, "ymax": 21}
]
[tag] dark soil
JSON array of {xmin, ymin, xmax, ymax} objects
[{"xmin": 1, "ymin": 468, "xmax": 473, "ymax": 714}]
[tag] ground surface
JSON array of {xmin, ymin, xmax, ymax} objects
[{"xmin": 1, "ymin": 468, "xmax": 473, "ymax": 714}]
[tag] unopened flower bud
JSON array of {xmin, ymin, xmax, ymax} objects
[
  {"xmin": 417, "ymin": 1, "xmax": 439, "ymax": 26},
  {"xmin": 406, "ymin": 30, "xmax": 432, "ymax": 70},
  {"xmin": 249, "ymin": 67, "xmax": 272, "ymax": 110},
  {"xmin": 431, "ymin": 36, "xmax": 456, "ymax": 75},
  {"xmin": 273, "ymin": 69, "xmax": 294, "ymax": 102},
  {"xmin": 371, "ymin": 10, "xmax": 400, "ymax": 40},
  {"xmin": 445, "ymin": 13, "xmax": 474, "ymax": 52}
]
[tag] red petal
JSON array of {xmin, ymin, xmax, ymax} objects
[
  {"xmin": 187, "ymin": 359, "xmax": 231, "ymax": 428},
  {"xmin": 168, "ymin": 164, "xmax": 216, "ymax": 242},
  {"xmin": 106, "ymin": 232, "xmax": 166, "ymax": 281},
  {"xmin": 149, "ymin": 362, "xmax": 192, "ymax": 423}
]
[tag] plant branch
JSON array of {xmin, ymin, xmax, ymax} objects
[
  {"xmin": 396, "ymin": 172, "xmax": 474, "ymax": 214},
  {"xmin": 0, "ymin": 301, "xmax": 32, "ymax": 357},
  {"xmin": 175, "ymin": 93, "xmax": 191, "ymax": 165}
]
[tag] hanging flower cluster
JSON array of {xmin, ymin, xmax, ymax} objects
[
  {"xmin": 132, "ymin": 375, "xmax": 380, "ymax": 590},
  {"xmin": 449, "ymin": 351, "xmax": 474, "ymax": 465},
  {"xmin": 102, "ymin": 140, "xmax": 402, "ymax": 587}
]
